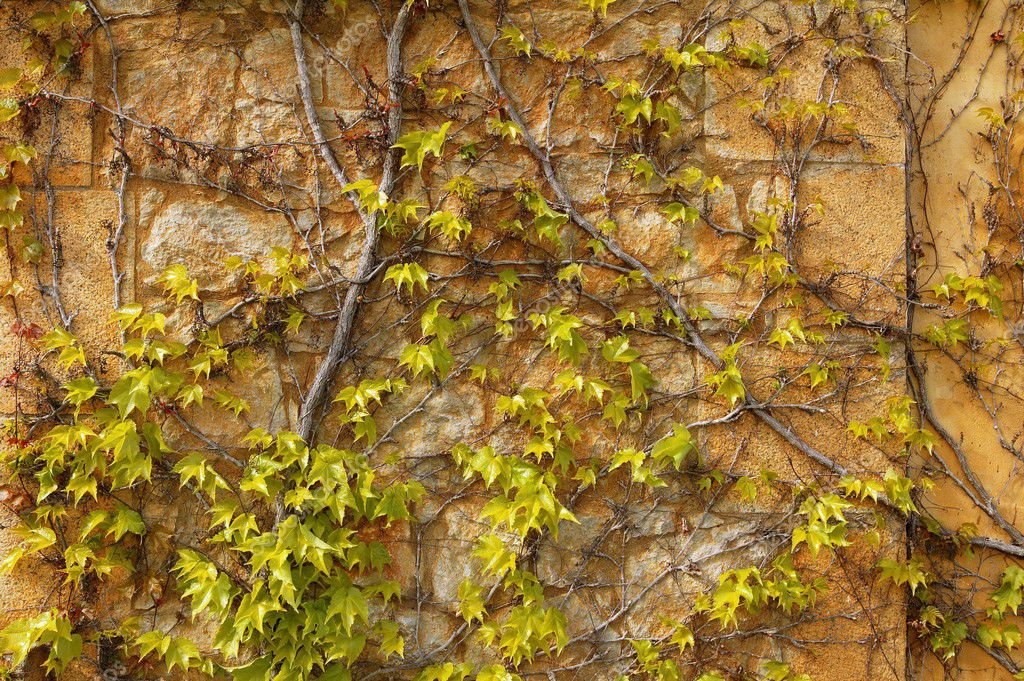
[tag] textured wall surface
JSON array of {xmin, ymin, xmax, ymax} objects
[
  {"xmin": 0, "ymin": 0, "xmax": 1020, "ymax": 679},
  {"xmin": 909, "ymin": 0, "xmax": 1024, "ymax": 678}
]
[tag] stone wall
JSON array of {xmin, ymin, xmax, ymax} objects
[{"xmin": 0, "ymin": 0, "xmax": 1020, "ymax": 679}]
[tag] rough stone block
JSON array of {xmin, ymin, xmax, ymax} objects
[{"xmin": 135, "ymin": 184, "xmax": 295, "ymax": 297}]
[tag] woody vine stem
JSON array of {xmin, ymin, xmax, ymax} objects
[{"xmin": 0, "ymin": 0, "xmax": 1021, "ymax": 680}]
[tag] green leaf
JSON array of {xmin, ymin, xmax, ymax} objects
[
  {"xmin": 500, "ymin": 26, "xmax": 532, "ymax": 57},
  {"xmin": 0, "ymin": 183, "xmax": 21, "ymax": 211},
  {"xmin": 628, "ymin": 361, "xmax": 656, "ymax": 404},
  {"xmin": 157, "ymin": 264, "xmax": 200, "ymax": 303},
  {"xmin": 651, "ymin": 425, "xmax": 694, "ymax": 470},
  {"xmin": 736, "ymin": 475, "xmax": 757, "ymax": 502},
  {"xmin": 394, "ymin": 122, "xmax": 451, "ymax": 170},
  {"xmin": 708, "ymin": 364, "xmax": 744, "ymax": 406},
  {"xmin": 0, "ymin": 98, "xmax": 21, "ymax": 124},
  {"xmin": 326, "ymin": 585, "xmax": 369, "ymax": 634},
  {"xmin": 616, "ymin": 93, "xmax": 652, "ymax": 126},
  {"xmin": 601, "ymin": 336, "xmax": 639, "ymax": 363},
  {"xmin": 669, "ymin": 622, "xmax": 694, "ymax": 652},
  {"xmin": 385, "ymin": 262, "xmax": 430, "ymax": 295},
  {"xmin": 226, "ymin": 657, "xmax": 272, "ymax": 681},
  {"xmin": 4, "ymin": 143, "xmax": 36, "ymax": 165},
  {"xmin": 163, "ymin": 635, "xmax": 203, "ymax": 672},
  {"xmin": 930, "ymin": 619, "xmax": 967, "ymax": 661},
  {"xmin": 580, "ymin": 0, "xmax": 617, "ymax": 14},
  {"xmin": 107, "ymin": 505, "xmax": 146, "ymax": 541},
  {"xmin": 662, "ymin": 201, "xmax": 699, "ymax": 224},
  {"xmin": 343, "ymin": 178, "xmax": 389, "ymax": 214},
  {"xmin": 0, "ymin": 611, "xmax": 82, "ymax": 674},
  {"xmin": 109, "ymin": 369, "xmax": 152, "ymax": 417},
  {"xmin": 0, "ymin": 68, "xmax": 22, "ymax": 90},
  {"xmin": 416, "ymin": 662, "xmax": 473, "ymax": 681},
  {"xmin": 375, "ymin": 619, "xmax": 404, "ymax": 660},
  {"xmin": 427, "ymin": 210, "xmax": 472, "ymax": 241},
  {"xmin": 63, "ymin": 376, "xmax": 97, "ymax": 406},
  {"xmin": 458, "ymin": 579, "xmax": 486, "ymax": 623},
  {"xmin": 991, "ymin": 565, "xmax": 1024, "ymax": 615},
  {"xmin": 877, "ymin": 557, "xmax": 930, "ymax": 595},
  {"xmin": 477, "ymin": 665, "xmax": 522, "ymax": 681},
  {"xmin": 400, "ymin": 340, "xmax": 453, "ymax": 380},
  {"xmin": 473, "ymin": 533, "xmax": 516, "ymax": 577}
]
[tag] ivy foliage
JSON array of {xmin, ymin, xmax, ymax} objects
[{"xmin": 0, "ymin": 0, "xmax": 1022, "ymax": 679}]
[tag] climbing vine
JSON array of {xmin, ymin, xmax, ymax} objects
[{"xmin": 0, "ymin": 0, "xmax": 1021, "ymax": 679}]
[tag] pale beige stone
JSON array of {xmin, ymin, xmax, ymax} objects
[{"xmin": 138, "ymin": 190, "xmax": 294, "ymax": 294}]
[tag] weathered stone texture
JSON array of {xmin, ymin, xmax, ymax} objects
[{"xmin": 2, "ymin": 0, "xmax": 1000, "ymax": 678}]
